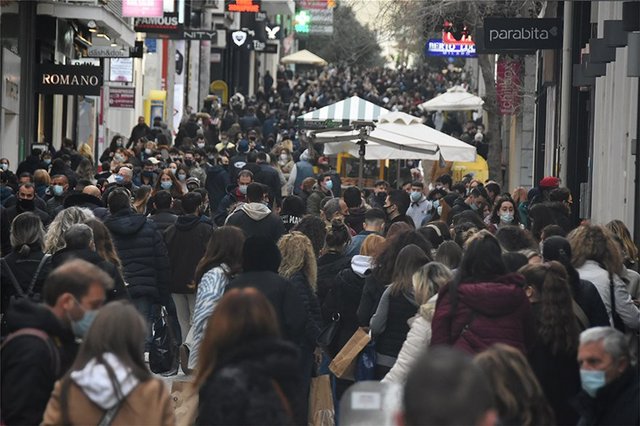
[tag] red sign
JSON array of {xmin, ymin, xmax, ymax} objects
[
  {"xmin": 496, "ymin": 58, "xmax": 522, "ymax": 115},
  {"xmin": 226, "ymin": 0, "xmax": 261, "ymax": 13},
  {"xmin": 108, "ymin": 87, "xmax": 135, "ymax": 109}
]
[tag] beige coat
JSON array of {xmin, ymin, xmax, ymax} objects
[{"xmin": 42, "ymin": 378, "xmax": 175, "ymax": 426}]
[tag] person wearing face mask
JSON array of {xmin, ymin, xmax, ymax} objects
[
  {"xmin": 487, "ymin": 196, "xmax": 520, "ymax": 233},
  {"xmin": 287, "ymin": 149, "xmax": 315, "ymax": 197},
  {"xmin": 574, "ymin": 327, "xmax": 638, "ymax": 425},
  {"xmin": 406, "ymin": 181, "xmax": 433, "ymax": 228},
  {"xmin": 5, "ymin": 183, "xmax": 51, "ymax": 226},
  {"xmin": 449, "ymin": 187, "xmax": 488, "ymax": 220},
  {"xmin": 183, "ymin": 151, "xmax": 206, "ymax": 187},
  {"xmin": 175, "ymin": 166, "xmax": 189, "ymax": 193},
  {"xmin": 214, "ymin": 170, "xmax": 253, "ymax": 226},
  {"xmin": 1, "ymin": 259, "xmax": 109, "ymax": 426},
  {"xmin": 45, "ymin": 174, "xmax": 70, "ymax": 218},
  {"xmin": 383, "ymin": 189, "xmax": 414, "ymax": 234},
  {"xmin": 226, "ymin": 183, "xmax": 286, "ymax": 243},
  {"xmin": 152, "ymin": 169, "xmax": 185, "ymax": 207},
  {"xmin": 367, "ymin": 180, "xmax": 390, "ymax": 210},
  {"xmin": 306, "ymin": 173, "xmax": 334, "ymax": 216},
  {"xmin": 100, "ymin": 135, "xmax": 126, "ymax": 163}
]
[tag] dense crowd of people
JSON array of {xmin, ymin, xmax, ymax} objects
[{"xmin": 1, "ymin": 63, "xmax": 638, "ymax": 425}]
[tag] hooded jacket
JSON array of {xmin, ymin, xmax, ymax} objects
[
  {"xmin": 430, "ymin": 274, "xmax": 535, "ymax": 355},
  {"xmin": 344, "ymin": 206, "xmax": 367, "ymax": 234},
  {"xmin": 225, "ymin": 202, "xmax": 285, "ymax": 243},
  {"xmin": 321, "ymin": 255, "xmax": 372, "ymax": 357},
  {"xmin": 316, "ymin": 251, "xmax": 352, "ymax": 307},
  {"xmin": 104, "ymin": 209, "xmax": 170, "ymax": 301},
  {"xmin": 164, "ymin": 215, "xmax": 214, "ymax": 294},
  {"xmin": 228, "ymin": 236, "xmax": 307, "ymax": 344},
  {"xmin": 50, "ymin": 247, "xmax": 129, "ymax": 302},
  {"xmin": 42, "ymin": 354, "xmax": 174, "ymax": 426},
  {"xmin": 198, "ymin": 338, "xmax": 304, "ymax": 425},
  {"xmin": 214, "ymin": 184, "xmax": 246, "ymax": 226},
  {"xmin": 205, "ymin": 164, "xmax": 231, "ymax": 212},
  {"xmin": 1, "ymin": 300, "xmax": 77, "ymax": 426}
]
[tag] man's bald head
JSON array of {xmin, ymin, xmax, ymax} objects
[{"xmin": 82, "ymin": 185, "xmax": 101, "ymax": 198}]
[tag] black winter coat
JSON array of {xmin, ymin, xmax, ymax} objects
[
  {"xmin": 573, "ymin": 277, "xmax": 610, "ymax": 328},
  {"xmin": 197, "ymin": 338, "xmax": 304, "ymax": 426},
  {"xmin": 50, "ymin": 247, "xmax": 129, "ymax": 302},
  {"xmin": 1, "ymin": 248, "xmax": 52, "ymax": 316},
  {"xmin": 574, "ymin": 367, "xmax": 639, "ymax": 426},
  {"xmin": 289, "ymin": 271, "xmax": 324, "ymax": 348},
  {"xmin": 164, "ymin": 215, "xmax": 214, "ymax": 294},
  {"xmin": 147, "ymin": 209, "xmax": 178, "ymax": 234},
  {"xmin": 205, "ymin": 164, "xmax": 231, "ymax": 212},
  {"xmin": 321, "ymin": 266, "xmax": 367, "ymax": 357},
  {"xmin": 226, "ymin": 207, "xmax": 285, "ymax": 244},
  {"xmin": 228, "ymin": 271, "xmax": 307, "ymax": 344},
  {"xmin": 374, "ymin": 292, "xmax": 418, "ymax": 359},
  {"xmin": 316, "ymin": 252, "xmax": 352, "ymax": 308},
  {"xmin": 1, "ymin": 300, "xmax": 77, "ymax": 426},
  {"xmin": 357, "ymin": 274, "xmax": 386, "ymax": 327},
  {"xmin": 104, "ymin": 209, "xmax": 170, "ymax": 302}
]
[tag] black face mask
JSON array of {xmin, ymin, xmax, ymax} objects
[
  {"xmin": 376, "ymin": 192, "xmax": 387, "ymax": 203},
  {"xmin": 184, "ymin": 159, "xmax": 193, "ymax": 167},
  {"xmin": 18, "ymin": 198, "xmax": 35, "ymax": 211}
]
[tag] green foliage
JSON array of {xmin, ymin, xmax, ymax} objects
[{"xmin": 303, "ymin": 4, "xmax": 384, "ymax": 69}]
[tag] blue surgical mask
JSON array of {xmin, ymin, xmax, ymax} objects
[
  {"xmin": 500, "ymin": 213, "xmax": 514, "ymax": 224},
  {"xmin": 70, "ymin": 300, "xmax": 98, "ymax": 339},
  {"xmin": 161, "ymin": 181, "xmax": 173, "ymax": 190},
  {"xmin": 52, "ymin": 185, "xmax": 64, "ymax": 197},
  {"xmin": 437, "ymin": 206, "xmax": 443, "ymax": 216},
  {"xmin": 177, "ymin": 173, "xmax": 187, "ymax": 181},
  {"xmin": 114, "ymin": 175, "xmax": 124, "ymax": 183},
  {"xmin": 169, "ymin": 168, "xmax": 177, "ymax": 175},
  {"xmin": 470, "ymin": 203, "xmax": 479, "ymax": 211},
  {"xmin": 410, "ymin": 191, "xmax": 422, "ymax": 202},
  {"xmin": 43, "ymin": 159, "xmax": 51, "ymax": 166},
  {"xmin": 580, "ymin": 369, "xmax": 606, "ymax": 397},
  {"xmin": 325, "ymin": 180, "xmax": 333, "ymax": 190}
]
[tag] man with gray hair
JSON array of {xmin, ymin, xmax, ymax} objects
[{"xmin": 575, "ymin": 326, "xmax": 638, "ymax": 425}]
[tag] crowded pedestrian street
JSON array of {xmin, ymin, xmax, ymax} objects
[{"xmin": 1, "ymin": 0, "xmax": 639, "ymax": 425}]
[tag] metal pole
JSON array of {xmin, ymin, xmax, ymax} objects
[
  {"xmin": 634, "ymin": 82, "xmax": 640, "ymax": 246},
  {"xmin": 558, "ymin": 0, "xmax": 573, "ymax": 183},
  {"xmin": 358, "ymin": 140, "xmax": 365, "ymax": 188}
]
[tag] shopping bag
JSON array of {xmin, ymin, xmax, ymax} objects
[
  {"xmin": 149, "ymin": 306, "xmax": 179, "ymax": 374},
  {"xmin": 354, "ymin": 341, "xmax": 376, "ymax": 381},
  {"xmin": 308, "ymin": 374, "xmax": 335, "ymax": 426},
  {"xmin": 171, "ymin": 381, "xmax": 198, "ymax": 426},
  {"xmin": 328, "ymin": 327, "xmax": 371, "ymax": 380}
]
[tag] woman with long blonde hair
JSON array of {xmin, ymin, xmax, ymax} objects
[
  {"xmin": 277, "ymin": 231, "xmax": 323, "ymax": 416},
  {"xmin": 44, "ymin": 207, "xmax": 95, "ymax": 254},
  {"xmin": 568, "ymin": 224, "xmax": 640, "ymax": 331}
]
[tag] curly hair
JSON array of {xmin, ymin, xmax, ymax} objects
[
  {"xmin": 568, "ymin": 224, "xmax": 623, "ymax": 277},
  {"xmin": 44, "ymin": 207, "xmax": 95, "ymax": 254},
  {"xmin": 292, "ymin": 215, "xmax": 326, "ymax": 257},
  {"xmin": 278, "ymin": 231, "xmax": 317, "ymax": 289},
  {"xmin": 519, "ymin": 261, "xmax": 579, "ymax": 355}
]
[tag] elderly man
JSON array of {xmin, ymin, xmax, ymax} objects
[{"xmin": 574, "ymin": 327, "xmax": 639, "ymax": 425}]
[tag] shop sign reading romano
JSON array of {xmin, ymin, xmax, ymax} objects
[{"xmin": 37, "ymin": 63, "xmax": 103, "ymax": 96}]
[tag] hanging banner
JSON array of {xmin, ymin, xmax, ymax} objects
[
  {"xmin": 496, "ymin": 57, "xmax": 522, "ymax": 115},
  {"xmin": 425, "ymin": 39, "xmax": 477, "ymax": 58},
  {"xmin": 134, "ymin": 12, "xmax": 182, "ymax": 35},
  {"xmin": 109, "ymin": 58, "xmax": 134, "ymax": 83},
  {"xmin": 173, "ymin": 40, "xmax": 186, "ymax": 133},
  {"xmin": 37, "ymin": 64, "xmax": 103, "ymax": 96}
]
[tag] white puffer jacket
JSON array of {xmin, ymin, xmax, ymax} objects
[{"xmin": 381, "ymin": 296, "xmax": 437, "ymax": 385}]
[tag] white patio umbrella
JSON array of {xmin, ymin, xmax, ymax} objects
[
  {"xmin": 280, "ymin": 49, "xmax": 328, "ymax": 66},
  {"xmin": 297, "ymin": 96, "xmax": 390, "ymax": 129},
  {"xmin": 311, "ymin": 111, "xmax": 476, "ymax": 185},
  {"xmin": 419, "ymin": 85, "xmax": 484, "ymax": 112}
]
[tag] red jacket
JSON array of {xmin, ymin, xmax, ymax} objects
[{"xmin": 431, "ymin": 273, "xmax": 535, "ymax": 355}]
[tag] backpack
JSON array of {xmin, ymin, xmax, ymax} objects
[
  {"xmin": 1, "ymin": 327, "xmax": 61, "ymax": 377},
  {"xmin": 1, "ymin": 254, "xmax": 51, "ymax": 304}
]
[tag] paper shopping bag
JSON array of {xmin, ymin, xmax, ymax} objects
[
  {"xmin": 308, "ymin": 374, "xmax": 335, "ymax": 426},
  {"xmin": 329, "ymin": 327, "xmax": 371, "ymax": 380}
]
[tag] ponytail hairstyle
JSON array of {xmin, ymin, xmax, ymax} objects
[
  {"xmin": 519, "ymin": 261, "xmax": 579, "ymax": 355},
  {"xmin": 324, "ymin": 218, "xmax": 351, "ymax": 253},
  {"xmin": 10, "ymin": 212, "xmax": 45, "ymax": 257}
]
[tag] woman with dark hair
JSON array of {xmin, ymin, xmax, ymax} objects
[
  {"xmin": 316, "ymin": 219, "xmax": 352, "ymax": 306},
  {"xmin": 195, "ymin": 289, "xmax": 303, "ymax": 425},
  {"xmin": 153, "ymin": 168, "xmax": 185, "ymax": 200},
  {"xmin": 435, "ymin": 240, "xmax": 463, "ymax": 270},
  {"xmin": 474, "ymin": 344, "xmax": 555, "ymax": 426},
  {"xmin": 187, "ymin": 226, "xmax": 246, "ymax": 372},
  {"xmin": 357, "ymin": 230, "xmax": 433, "ymax": 326},
  {"xmin": 99, "ymin": 135, "xmax": 125, "ymax": 163},
  {"xmin": 495, "ymin": 225, "xmax": 538, "ymax": 252},
  {"xmin": 292, "ymin": 215, "xmax": 327, "ymax": 257},
  {"xmin": 1, "ymin": 213, "xmax": 51, "ymax": 318},
  {"xmin": 519, "ymin": 261, "xmax": 581, "ymax": 425},
  {"xmin": 42, "ymin": 301, "xmax": 174, "ymax": 425},
  {"xmin": 487, "ymin": 196, "xmax": 520, "ymax": 233},
  {"xmin": 431, "ymin": 230, "xmax": 535, "ymax": 354},
  {"xmin": 417, "ymin": 221, "xmax": 450, "ymax": 251},
  {"xmin": 280, "ymin": 195, "xmax": 306, "ymax": 232},
  {"xmin": 541, "ymin": 236, "xmax": 610, "ymax": 328},
  {"xmin": 370, "ymin": 244, "xmax": 431, "ymax": 378}
]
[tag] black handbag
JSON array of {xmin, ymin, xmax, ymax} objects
[
  {"xmin": 317, "ymin": 312, "xmax": 341, "ymax": 351},
  {"xmin": 149, "ymin": 306, "xmax": 179, "ymax": 375}
]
